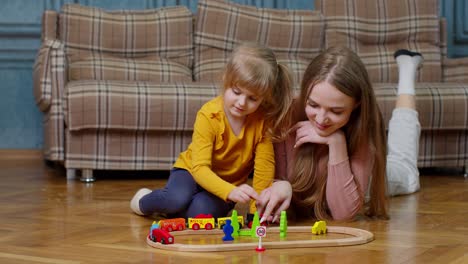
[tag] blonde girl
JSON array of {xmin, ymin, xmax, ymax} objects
[{"xmin": 131, "ymin": 42, "xmax": 293, "ymax": 218}]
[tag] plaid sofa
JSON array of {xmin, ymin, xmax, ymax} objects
[{"xmin": 34, "ymin": 0, "xmax": 468, "ymax": 181}]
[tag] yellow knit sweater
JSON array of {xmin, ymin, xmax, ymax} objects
[{"xmin": 174, "ymin": 96, "xmax": 274, "ymax": 212}]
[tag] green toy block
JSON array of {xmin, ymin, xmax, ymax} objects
[
  {"xmin": 279, "ymin": 210, "xmax": 287, "ymax": 238},
  {"xmin": 239, "ymin": 229, "xmax": 251, "ymax": 236}
]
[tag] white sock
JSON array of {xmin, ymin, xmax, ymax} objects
[{"xmin": 395, "ymin": 52, "xmax": 423, "ymax": 95}]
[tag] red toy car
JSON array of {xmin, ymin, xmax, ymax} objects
[{"xmin": 150, "ymin": 228, "xmax": 174, "ymax": 244}]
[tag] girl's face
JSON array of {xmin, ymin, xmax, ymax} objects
[
  {"xmin": 224, "ymin": 85, "xmax": 264, "ymax": 120},
  {"xmin": 305, "ymin": 81, "xmax": 357, "ymax": 137}
]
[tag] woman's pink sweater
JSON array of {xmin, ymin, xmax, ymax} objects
[{"xmin": 274, "ymin": 133, "xmax": 374, "ymax": 220}]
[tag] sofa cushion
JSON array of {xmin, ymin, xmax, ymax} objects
[
  {"xmin": 194, "ymin": 0, "xmax": 324, "ymax": 85},
  {"xmin": 65, "ymin": 80, "xmax": 218, "ymax": 132},
  {"xmin": 68, "ymin": 54, "xmax": 192, "ymax": 82},
  {"xmin": 59, "ymin": 4, "xmax": 193, "ymax": 69},
  {"xmin": 316, "ymin": 0, "xmax": 442, "ymax": 83},
  {"xmin": 375, "ymin": 83, "xmax": 468, "ymax": 130}
]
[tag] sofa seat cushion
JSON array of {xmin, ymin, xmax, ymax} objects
[
  {"xmin": 375, "ymin": 83, "xmax": 468, "ymax": 130},
  {"xmin": 59, "ymin": 4, "xmax": 193, "ymax": 68},
  {"xmin": 68, "ymin": 54, "xmax": 192, "ymax": 82},
  {"xmin": 194, "ymin": 0, "xmax": 324, "ymax": 84},
  {"xmin": 316, "ymin": 0, "xmax": 442, "ymax": 83},
  {"xmin": 65, "ymin": 80, "xmax": 218, "ymax": 132}
]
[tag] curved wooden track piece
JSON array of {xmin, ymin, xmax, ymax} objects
[{"xmin": 146, "ymin": 226, "xmax": 374, "ymax": 252}]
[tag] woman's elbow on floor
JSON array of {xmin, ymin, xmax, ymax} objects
[{"xmin": 330, "ymin": 206, "xmax": 361, "ymax": 221}]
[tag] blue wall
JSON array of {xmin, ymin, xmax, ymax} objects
[
  {"xmin": 440, "ymin": 0, "xmax": 468, "ymax": 58},
  {"xmin": 0, "ymin": 0, "xmax": 466, "ymax": 149}
]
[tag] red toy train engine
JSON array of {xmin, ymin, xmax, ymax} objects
[{"xmin": 149, "ymin": 229, "xmax": 174, "ymax": 244}]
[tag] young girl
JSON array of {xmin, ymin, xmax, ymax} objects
[
  {"xmin": 256, "ymin": 46, "xmax": 423, "ymax": 222},
  {"xmin": 130, "ymin": 42, "xmax": 293, "ymax": 218}
]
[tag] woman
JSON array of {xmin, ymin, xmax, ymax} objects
[{"xmin": 256, "ymin": 47, "xmax": 422, "ymax": 222}]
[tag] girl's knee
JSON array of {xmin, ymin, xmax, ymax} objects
[
  {"xmin": 186, "ymin": 193, "xmax": 232, "ymax": 218},
  {"xmin": 163, "ymin": 169, "xmax": 199, "ymax": 213},
  {"xmin": 165, "ymin": 192, "xmax": 193, "ymax": 213}
]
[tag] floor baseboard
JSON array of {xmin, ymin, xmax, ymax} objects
[{"xmin": 0, "ymin": 149, "xmax": 43, "ymax": 160}]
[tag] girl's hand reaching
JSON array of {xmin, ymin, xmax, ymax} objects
[
  {"xmin": 227, "ymin": 184, "xmax": 260, "ymax": 204},
  {"xmin": 256, "ymin": 181, "xmax": 292, "ymax": 223}
]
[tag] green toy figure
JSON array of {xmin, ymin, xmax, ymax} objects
[{"xmin": 230, "ymin": 210, "xmax": 240, "ymax": 237}]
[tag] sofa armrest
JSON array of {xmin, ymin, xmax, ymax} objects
[
  {"xmin": 443, "ymin": 57, "xmax": 468, "ymax": 83},
  {"xmin": 33, "ymin": 40, "xmax": 66, "ymax": 112},
  {"xmin": 33, "ymin": 39, "xmax": 67, "ymax": 161}
]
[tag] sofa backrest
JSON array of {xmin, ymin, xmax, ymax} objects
[
  {"xmin": 194, "ymin": 0, "xmax": 324, "ymax": 86},
  {"xmin": 58, "ymin": 4, "xmax": 194, "ymax": 82},
  {"xmin": 316, "ymin": 0, "xmax": 442, "ymax": 83},
  {"xmin": 41, "ymin": 10, "xmax": 58, "ymax": 41}
]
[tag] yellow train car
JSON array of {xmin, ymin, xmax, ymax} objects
[
  {"xmin": 217, "ymin": 216, "xmax": 244, "ymax": 229},
  {"xmin": 188, "ymin": 214, "xmax": 215, "ymax": 230}
]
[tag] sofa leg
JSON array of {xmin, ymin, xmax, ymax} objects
[
  {"xmin": 80, "ymin": 169, "xmax": 95, "ymax": 183},
  {"xmin": 464, "ymin": 166, "xmax": 467, "ymax": 179},
  {"xmin": 66, "ymin": 169, "xmax": 77, "ymax": 180}
]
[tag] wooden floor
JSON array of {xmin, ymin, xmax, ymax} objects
[{"xmin": 0, "ymin": 157, "xmax": 467, "ymax": 264}]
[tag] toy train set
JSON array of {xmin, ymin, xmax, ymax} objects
[
  {"xmin": 148, "ymin": 211, "xmax": 267, "ymax": 244},
  {"xmin": 146, "ymin": 211, "xmax": 374, "ymax": 251},
  {"xmin": 156, "ymin": 214, "xmax": 246, "ymax": 232}
]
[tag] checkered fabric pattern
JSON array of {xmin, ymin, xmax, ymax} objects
[
  {"xmin": 376, "ymin": 83, "xmax": 468, "ymax": 130},
  {"xmin": 65, "ymin": 129, "xmax": 193, "ymax": 170},
  {"xmin": 68, "ymin": 54, "xmax": 192, "ymax": 82},
  {"xmin": 443, "ymin": 59, "xmax": 468, "ymax": 83},
  {"xmin": 59, "ymin": 4, "xmax": 193, "ymax": 81},
  {"xmin": 65, "ymin": 81, "xmax": 218, "ymax": 131},
  {"xmin": 194, "ymin": 0, "xmax": 324, "ymax": 85},
  {"xmin": 34, "ymin": 41, "xmax": 53, "ymax": 111},
  {"xmin": 33, "ymin": 2, "xmax": 468, "ymax": 171},
  {"xmin": 33, "ymin": 39, "xmax": 67, "ymax": 161},
  {"xmin": 316, "ymin": 0, "xmax": 442, "ymax": 83},
  {"xmin": 41, "ymin": 10, "xmax": 57, "ymax": 41},
  {"xmin": 376, "ymin": 83, "xmax": 468, "ymax": 168},
  {"xmin": 64, "ymin": 81, "xmax": 218, "ymax": 171},
  {"xmin": 417, "ymin": 130, "xmax": 467, "ymax": 168}
]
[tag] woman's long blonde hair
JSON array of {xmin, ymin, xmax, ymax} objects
[
  {"xmin": 290, "ymin": 46, "xmax": 388, "ymax": 220},
  {"xmin": 223, "ymin": 42, "xmax": 294, "ymax": 139}
]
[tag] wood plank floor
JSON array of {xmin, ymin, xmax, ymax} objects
[{"xmin": 0, "ymin": 158, "xmax": 467, "ymax": 264}]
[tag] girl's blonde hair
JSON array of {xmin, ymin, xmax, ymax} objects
[
  {"xmin": 223, "ymin": 42, "xmax": 294, "ymax": 139},
  {"xmin": 290, "ymin": 46, "xmax": 388, "ymax": 220}
]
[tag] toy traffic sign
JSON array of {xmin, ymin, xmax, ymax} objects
[{"xmin": 255, "ymin": 226, "xmax": 266, "ymax": 252}]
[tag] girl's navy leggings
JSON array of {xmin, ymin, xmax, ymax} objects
[{"xmin": 139, "ymin": 168, "xmax": 235, "ymax": 218}]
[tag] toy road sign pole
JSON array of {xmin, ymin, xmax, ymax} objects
[{"xmin": 255, "ymin": 226, "xmax": 266, "ymax": 252}]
